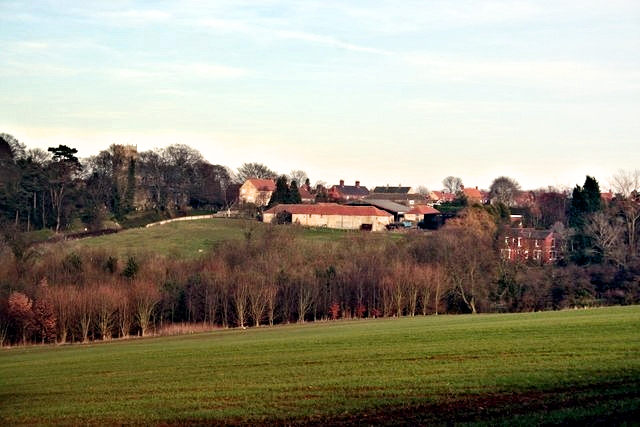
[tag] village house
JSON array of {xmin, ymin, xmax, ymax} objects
[
  {"xmin": 502, "ymin": 228, "xmax": 557, "ymax": 263},
  {"xmin": 367, "ymin": 185, "xmax": 426, "ymax": 206},
  {"xmin": 238, "ymin": 178, "xmax": 276, "ymax": 207},
  {"xmin": 298, "ymin": 184, "xmax": 315, "ymax": 204},
  {"xmin": 328, "ymin": 180, "xmax": 370, "ymax": 201},
  {"xmin": 461, "ymin": 186, "xmax": 488, "ymax": 204},
  {"xmin": 262, "ymin": 203, "xmax": 393, "ymax": 232},
  {"xmin": 427, "ymin": 191, "xmax": 457, "ymax": 205}
]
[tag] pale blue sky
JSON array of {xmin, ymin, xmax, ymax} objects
[{"xmin": 2, "ymin": 1, "xmax": 639, "ymax": 191}]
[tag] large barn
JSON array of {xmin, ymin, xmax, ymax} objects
[{"xmin": 263, "ymin": 203, "xmax": 393, "ymax": 231}]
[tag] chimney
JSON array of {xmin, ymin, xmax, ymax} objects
[
  {"xmin": 355, "ymin": 181, "xmax": 360, "ymax": 188},
  {"xmin": 340, "ymin": 179, "xmax": 344, "ymax": 187}
]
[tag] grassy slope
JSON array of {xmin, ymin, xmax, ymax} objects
[
  {"xmin": 56, "ymin": 217, "xmax": 404, "ymax": 259},
  {"xmin": 1, "ymin": 306, "xmax": 639, "ymax": 425},
  {"xmin": 74, "ymin": 218, "xmax": 250, "ymax": 258}
]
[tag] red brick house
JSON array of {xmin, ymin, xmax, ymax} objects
[{"xmin": 502, "ymin": 228, "xmax": 556, "ymax": 263}]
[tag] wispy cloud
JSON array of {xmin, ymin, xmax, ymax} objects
[
  {"xmin": 108, "ymin": 62, "xmax": 251, "ymax": 81},
  {"xmin": 94, "ymin": 9, "xmax": 172, "ymax": 25},
  {"xmin": 169, "ymin": 63, "xmax": 251, "ymax": 78},
  {"xmin": 1, "ymin": 60, "xmax": 85, "ymax": 77},
  {"xmin": 195, "ymin": 17, "xmax": 251, "ymax": 33},
  {"xmin": 405, "ymin": 53, "xmax": 640, "ymax": 92},
  {"xmin": 275, "ymin": 30, "xmax": 392, "ymax": 55},
  {"xmin": 14, "ymin": 41, "xmax": 49, "ymax": 50},
  {"xmin": 191, "ymin": 13, "xmax": 390, "ymax": 55}
]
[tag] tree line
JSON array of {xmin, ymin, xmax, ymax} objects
[
  {"xmin": 2, "ymin": 200, "xmax": 640, "ymax": 345},
  {"xmin": 0, "ymin": 134, "xmax": 237, "ymax": 237}
]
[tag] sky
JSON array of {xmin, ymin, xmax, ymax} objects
[{"xmin": 2, "ymin": 1, "xmax": 640, "ymax": 192}]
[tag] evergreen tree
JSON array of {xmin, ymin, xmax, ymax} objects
[
  {"xmin": 569, "ymin": 175, "xmax": 603, "ymax": 264},
  {"xmin": 289, "ymin": 180, "xmax": 302, "ymax": 204},
  {"xmin": 268, "ymin": 175, "xmax": 290, "ymax": 207}
]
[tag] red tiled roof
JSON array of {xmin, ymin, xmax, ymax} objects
[
  {"xmin": 299, "ymin": 186, "xmax": 314, "ymax": 201},
  {"xmin": 408, "ymin": 205, "xmax": 440, "ymax": 215},
  {"xmin": 430, "ymin": 191, "xmax": 456, "ymax": 202},
  {"xmin": 265, "ymin": 203, "xmax": 392, "ymax": 217},
  {"xmin": 247, "ymin": 178, "xmax": 276, "ymax": 191},
  {"xmin": 463, "ymin": 187, "xmax": 484, "ymax": 200}
]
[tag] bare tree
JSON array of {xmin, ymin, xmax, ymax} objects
[
  {"xmin": 95, "ymin": 284, "xmax": 117, "ymax": 340},
  {"xmin": 489, "ymin": 176, "xmax": 521, "ymax": 207},
  {"xmin": 385, "ymin": 261, "xmax": 409, "ymax": 317},
  {"xmin": 232, "ymin": 271, "xmax": 250, "ymax": 328},
  {"xmin": 289, "ymin": 170, "xmax": 309, "ymax": 186},
  {"xmin": 236, "ymin": 162, "xmax": 277, "ymax": 183},
  {"xmin": 585, "ymin": 212, "xmax": 627, "ymax": 266},
  {"xmin": 442, "ymin": 176, "xmax": 463, "ymax": 194},
  {"xmin": 416, "ymin": 185, "xmax": 430, "ymax": 196},
  {"xmin": 132, "ymin": 281, "xmax": 160, "ymax": 337},
  {"xmin": 247, "ymin": 275, "xmax": 268, "ymax": 327},
  {"xmin": 76, "ymin": 286, "xmax": 95, "ymax": 342},
  {"xmin": 296, "ymin": 270, "xmax": 317, "ymax": 323},
  {"xmin": 611, "ymin": 169, "xmax": 640, "ymax": 199},
  {"xmin": 611, "ymin": 170, "xmax": 640, "ymax": 256},
  {"xmin": 264, "ymin": 284, "xmax": 278, "ymax": 326},
  {"xmin": 424, "ymin": 264, "xmax": 447, "ymax": 315},
  {"xmin": 438, "ymin": 207, "xmax": 498, "ymax": 314},
  {"xmin": 49, "ymin": 285, "xmax": 74, "ymax": 343},
  {"xmin": 115, "ymin": 286, "xmax": 133, "ymax": 338}
]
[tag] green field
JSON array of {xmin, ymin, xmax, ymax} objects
[
  {"xmin": 1, "ymin": 306, "xmax": 639, "ymax": 425},
  {"xmin": 55, "ymin": 217, "xmax": 405, "ymax": 259}
]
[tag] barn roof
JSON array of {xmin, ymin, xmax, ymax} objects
[
  {"xmin": 264, "ymin": 203, "xmax": 393, "ymax": 217},
  {"xmin": 408, "ymin": 205, "xmax": 441, "ymax": 215},
  {"xmin": 352, "ymin": 199, "xmax": 410, "ymax": 214}
]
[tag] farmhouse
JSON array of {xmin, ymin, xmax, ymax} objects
[
  {"xmin": 263, "ymin": 203, "xmax": 393, "ymax": 231},
  {"xmin": 502, "ymin": 228, "xmax": 557, "ymax": 263},
  {"xmin": 239, "ymin": 178, "xmax": 276, "ymax": 206}
]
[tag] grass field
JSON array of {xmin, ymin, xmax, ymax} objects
[
  {"xmin": 58, "ymin": 217, "xmax": 401, "ymax": 258},
  {"xmin": 1, "ymin": 306, "xmax": 639, "ymax": 425},
  {"xmin": 72, "ymin": 218, "xmax": 251, "ymax": 258}
]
